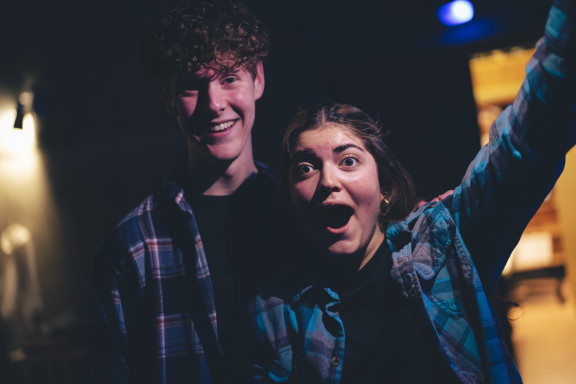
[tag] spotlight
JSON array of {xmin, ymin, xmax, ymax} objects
[{"xmin": 437, "ymin": 0, "xmax": 474, "ymax": 27}]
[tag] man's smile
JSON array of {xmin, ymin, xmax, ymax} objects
[{"xmin": 209, "ymin": 119, "xmax": 238, "ymax": 133}]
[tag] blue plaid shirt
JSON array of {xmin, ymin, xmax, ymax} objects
[
  {"xmin": 89, "ymin": 163, "xmax": 278, "ymax": 384},
  {"xmin": 248, "ymin": 1, "xmax": 576, "ymax": 383}
]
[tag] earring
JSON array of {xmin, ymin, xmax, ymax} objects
[{"xmin": 379, "ymin": 198, "xmax": 390, "ymax": 217}]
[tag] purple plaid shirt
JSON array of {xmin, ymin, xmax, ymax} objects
[{"xmin": 248, "ymin": 0, "xmax": 576, "ymax": 382}]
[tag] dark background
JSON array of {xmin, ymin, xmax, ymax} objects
[{"xmin": 0, "ymin": 0, "xmax": 553, "ymax": 375}]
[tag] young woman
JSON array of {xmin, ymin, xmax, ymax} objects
[{"xmin": 247, "ymin": 0, "xmax": 575, "ymax": 382}]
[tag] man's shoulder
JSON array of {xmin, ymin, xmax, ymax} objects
[
  {"xmin": 113, "ymin": 194, "xmax": 163, "ymax": 238},
  {"xmin": 234, "ymin": 161, "xmax": 279, "ymax": 208},
  {"xmin": 255, "ymin": 161, "xmax": 277, "ymax": 182},
  {"xmin": 118, "ymin": 194, "xmax": 159, "ymax": 225},
  {"xmin": 103, "ymin": 189, "xmax": 176, "ymax": 253},
  {"xmin": 92, "ymin": 189, "xmax": 179, "ymax": 276},
  {"xmin": 253, "ymin": 161, "xmax": 279, "ymax": 192}
]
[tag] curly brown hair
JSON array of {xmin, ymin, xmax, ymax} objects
[{"xmin": 139, "ymin": 0, "xmax": 269, "ymax": 84}]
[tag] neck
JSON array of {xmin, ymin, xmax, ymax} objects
[
  {"xmin": 325, "ymin": 231, "xmax": 386, "ymax": 280},
  {"xmin": 187, "ymin": 150, "xmax": 257, "ymax": 196},
  {"xmin": 358, "ymin": 230, "xmax": 385, "ymax": 270}
]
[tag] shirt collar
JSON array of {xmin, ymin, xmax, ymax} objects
[{"xmin": 385, "ymin": 201, "xmax": 457, "ymax": 297}]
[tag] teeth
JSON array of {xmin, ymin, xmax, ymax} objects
[{"xmin": 211, "ymin": 120, "xmax": 235, "ymax": 132}]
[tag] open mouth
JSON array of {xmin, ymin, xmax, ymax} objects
[{"xmin": 319, "ymin": 204, "xmax": 354, "ymax": 231}]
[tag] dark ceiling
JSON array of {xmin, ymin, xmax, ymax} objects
[
  {"xmin": 0, "ymin": 0, "xmax": 553, "ymax": 92},
  {"xmin": 0, "ymin": 0, "xmax": 552, "ymax": 140}
]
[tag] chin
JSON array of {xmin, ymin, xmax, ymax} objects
[
  {"xmin": 205, "ymin": 146, "xmax": 245, "ymax": 162},
  {"xmin": 325, "ymin": 242, "xmax": 359, "ymax": 259}
]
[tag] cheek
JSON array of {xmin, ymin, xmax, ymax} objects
[
  {"xmin": 231, "ymin": 89, "xmax": 254, "ymax": 112},
  {"xmin": 177, "ymin": 98, "xmax": 198, "ymax": 117},
  {"xmin": 289, "ymin": 181, "xmax": 315, "ymax": 217},
  {"xmin": 351, "ymin": 180, "xmax": 382, "ymax": 217},
  {"xmin": 290, "ymin": 179, "xmax": 315, "ymax": 204}
]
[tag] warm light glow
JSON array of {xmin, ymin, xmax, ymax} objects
[
  {"xmin": 0, "ymin": 101, "xmax": 40, "ymax": 184},
  {"xmin": 0, "ymin": 223, "xmax": 32, "ymax": 255},
  {"xmin": 438, "ymin": 0, "xmax": 474, "ymax": 27},
  {"xmin": 503, "ymin": 231, "xmax": 555, "ymax": 274},
  {"xmin": 0, "ymin": 109, "xmax": 37, "ymax": 155},
  {"xmin": 469, "ymin": 47, "xmax": 534, "ymax": 106},
  {"xmin": 18, "ymin": 91, "xmax": 33, "ymax": 106}
]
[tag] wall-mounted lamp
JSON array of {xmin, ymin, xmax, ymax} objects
[
  {"xmin": 13, "ymin": 102, "xmax": 24, "ymax": 129},
  {"xmin": 1, "ymin": 92, "xmax": 37, "ymax": 154}
]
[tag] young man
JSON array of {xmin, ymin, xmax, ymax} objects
[{"xmin": 88, "ymin": 1, "xmax": 282, "ymax": 382}]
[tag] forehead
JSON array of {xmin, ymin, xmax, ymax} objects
[{"xmin": 293, "ymin": 124, "xmax": 366, "ymax": 151}]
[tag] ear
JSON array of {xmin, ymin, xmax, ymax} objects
[{"xmin": 253, "ymin": 61, "xmax": 265, "ymax": 101}]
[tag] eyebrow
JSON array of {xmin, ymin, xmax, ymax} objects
[
  {"xmin": 289, "ymin": 143, "xmax": 365, "ymax": 163},
  {"xmin": 289, "ymin": 149, "xmax": 317, "ymax": 164},
  {"xmin": 334, "ymin": 143, "xmax": 364, "ymax": 153}
]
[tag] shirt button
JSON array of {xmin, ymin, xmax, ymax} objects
[{"xmin": 331, "ymin": 356, "xmax": 340, "ymax": 367}]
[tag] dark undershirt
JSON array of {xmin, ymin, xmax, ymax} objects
[
  {"xmin": 189, "ymin": 194, "xmax": 236, "ymax": 357},
  {"xmin": 335, "ymin": 243, "xmax": 459, "ymax": 383},
  {"xmin": 187, "ymin": 171, "xmax": 284, "ymax": 379}
]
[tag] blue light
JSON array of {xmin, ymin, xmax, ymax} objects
[{"xmin": 437, "ymin": 0, "xmax": 474, "ymax": 27}]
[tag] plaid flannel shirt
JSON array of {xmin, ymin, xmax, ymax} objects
[
  {"xmin": 89, "ymin": 163, "xmax": 278, "ymax": 384},
  {"xmin": 248, "ymin": 1, "xmax": 576, "ymax": 383}
]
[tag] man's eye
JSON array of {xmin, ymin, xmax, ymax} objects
[
  {"xmin": 341, "ymin": 157, "xmax": 359, "ymax": 167},
  {"xmin": 223, "ymin": 76, "xmax": 238, "ymax": 85}
]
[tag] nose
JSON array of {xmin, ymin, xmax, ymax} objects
[
  {"xmin": 202, "ymin": 82, "xmax": 227, "ymax": 112},
  {"xmin": 318, "ymin": 165, "xmax": 341, "ymax": 195}
]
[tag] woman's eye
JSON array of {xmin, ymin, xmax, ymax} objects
[
  {"xmin": 295, "ymin": 163, "xmax": 314, "ymax": 176},
  {"xmin": 341, "ymin": 157, "xmax": 359, "ymax": 167}
]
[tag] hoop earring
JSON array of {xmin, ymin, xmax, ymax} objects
[{"xmin": 379, "ymin": 198, "xmax": 390, "ymax": 217}]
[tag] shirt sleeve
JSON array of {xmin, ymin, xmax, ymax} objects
[
  {"xmin": 448, "ymin": 0, "xmax": 576, "ymax": 292},
  {"xmin": 245, "ymin": 283, "xmax": 296, "ymax": 384},
  {"xmin": 88, "ymin": 233, "xmax": 140, "ymax": 384}
]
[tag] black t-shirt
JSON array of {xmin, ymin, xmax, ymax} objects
[
  {"xmin": 187, "ymin": 169, "xmax": 284, "ymax": 374},
  {"xmin": 189, "ymin": 194, "xmax": 235, "ymax": 354},
  {"xmin": 335, "ymin": 243, "xmax": 459, "ymax": 383}
]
